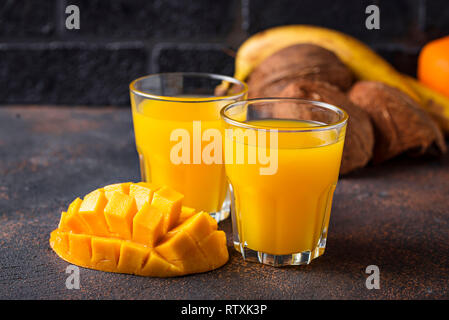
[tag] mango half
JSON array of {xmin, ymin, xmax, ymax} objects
[{"xmin": 50, "ymin": 183, "xmax": 229, "ymax": 277}]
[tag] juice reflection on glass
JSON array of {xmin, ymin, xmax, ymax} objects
[
  {"xmin": 130, "ymin": 73, "xmax": 247, "ymax": 221},
  {"xmin": 221, "ymin": 99, "xmax": 348, "ymax": 266}
]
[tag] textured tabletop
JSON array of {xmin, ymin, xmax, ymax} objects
[{"xmin": 0, "ymin": 106, "xmax": 448, "ymax": 299}]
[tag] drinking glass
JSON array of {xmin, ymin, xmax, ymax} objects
[
  {"xmin": 130, "ymin": 73, "xmax": 247, "ymax": 221},
  {"xmin": 221, "ymin": 98, "xmax": 348, "ymax": 266}
]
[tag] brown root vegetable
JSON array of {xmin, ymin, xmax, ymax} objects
[
  {"xmin": 348, "ymin": 81, "xmax": 447, "ymax": 163},
  {"xmin": 247, "ymin": 44, "xmax": 354, "ymax": 98},
  {"xmin": 277, "ymin": 80, "xmax": 375, "ymax": 174}
]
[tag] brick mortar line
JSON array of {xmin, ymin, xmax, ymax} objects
[
  {"xmin": 0, "ymin": 39, "xmax": 423, "ymax": 53},
  {"xmin": 225, "ymin": 0, "xmax": 249, "ymax": 49},
  {"xmin": 0, "ymin": 41, "xmax": 147, "ymax": 50},
  {"xmin": 55, "ymin": 0, "xmax": 67, "ymax": 37},
  {"xmin": 241, "ymin": 0, "xmax": 249, "ymax": 32},
  {"xmin": 371, "ymin": 43, "xmax": 422, "ymax": 53},
  {"xmin": 417, "ymin": 0, "xmax": 426, "ymax": 31},
  {"xmin": 0, "ymin": 36, "xmax": 240, "ymax": 48},
  {"xmin": 149, "ymin": 42, "xmax": 236, "ymax": 73},
  {"xmin": 0, "ymin": 35, "xmax": 233, "ymax": 44},
  {"xmin": 0, "ymin": 0, "xmax": 433, "ymax": 52}
]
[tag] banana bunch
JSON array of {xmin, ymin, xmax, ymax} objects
[{"xmin": 234, "ymin": 25, "xmax": 449, "ymax": 132}]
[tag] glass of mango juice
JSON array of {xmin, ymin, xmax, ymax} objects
[
  {"xmin": 129, "ymin": 73, "xmax": 247, "ymax": 222},
  {"xmin": 221, "ymin": 98, "xmax": 348, "ymax": 266}
]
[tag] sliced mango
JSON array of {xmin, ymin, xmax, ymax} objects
[
  {"xmin": 91, "ymin": 236, "xmax": 121, "ymax": 271},
  {"xmin": 173, "ymin": 211, "xmax": 217, "ymax": 243},
  {"xmin": 151, "ymin": 186, "xmax": 184, "ymax": 234},
  {"xmin": 199, "ymin": 231, "xmax": 229, "ymax": 269},
  {"xmin": 117, "ymin": 241, "xmax": 150, "ymax": 274},
  {"xmin": 59, "ymin": 198, "xmax": 90, "ymax": 233},
  {"xmin": 49, "ymin": 229, "xmax": 69, "ymax": 254},
  {"xmin": 68, "ymin": 233, "xmax": 92, "ymax": 264},
  {"xmin": 104, "ymin": 182, "xmax": 132, "ymax": 200},
  {"xmin": 49, "ymin": 183, "xmax": 229, "ymax": 277},
  {"xmin": 103, "ymin": 191, "xmax": 137, "ymax": 239},
  {"xmin": 156, "ymin": 230, "xmax": 199, "ymax": 261},
  {"xmin": 178, "ymin": 206, "xmax": 196, "ymax": 225},
  {"xmin": 78, "ymin": 189, "xmax": 110, "ymax": 236},
  {"xmin": 129, "ymin": 183, "xmax": 160, "ymax": 211},
  {"xmin": 156, "ymin": 230, "xmax": 211, "ymax": 274},
  {"xmin": 132, "ymin": 202, "xmax": 165, "ymax": 247},
  {"xmin": 141, "ymin": 251, "xmax": 182, "ymax": 277}
]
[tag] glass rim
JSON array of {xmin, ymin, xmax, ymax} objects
[
  {"xmin": 129, "ymin": 72, "xmax": 248, "ymax": 103},
  {"xmin": 220, "ymin": 98, "xmax": 349, "ymax": 132}
]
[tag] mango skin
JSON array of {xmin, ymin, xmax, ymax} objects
[{"xmin": 49, "ymin": 183, "xmax": 229, "ymax": 277}]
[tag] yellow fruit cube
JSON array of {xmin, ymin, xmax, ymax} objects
[
  {"xmin": 178, "ymin": 206, "xmax": 196, "ymax": 225},
  {"xmin": 132, "ymin": 202, "xmax": 165, "ymax": 247},
  {"xmin": 151, "ymin": 186, "xmax": 183, "ymax": 233},
  {"xmin": 59, "ymin": 198, "xmax": 90, "ymax": 233},
  {"xmin": 68, "ymin": 233, "xmax": 92, "ymax": 264},
  {"xmin": 175, "ymin": 211, "xmax": 217, "ymax": 244},
  {"xmin": 141, "ymin": 251, "xmax": 181, "ymax": 277},
  {"xmin": 136, "ymin": 182, "xmax": 154, "ymax": 187},
  {"xmin": 129, "ymin": 182, "xmax": 160, "ymax": 211},
  {"xmin": 58, "ymin": 211, "xmax": 68, "ymax": 230},
  {"xmin": 156, "ymin": 230, "xmax": 209, "ymax": 273},
  {"xmin": 198, "ymin": 231, "xmax": 229, "ymax": 269},
  {"xmin": 103, "ymin": 191, "xmax": 137, "ymax": 239},
  {"xmin": 91, "ymin": 236, "xmax": 121, "ymax": 271},
  {"xmin": 117, "ymin": 241, "xmax": 150, "ymax": 274},
  {"xmin": 156, "ymin": 230, "xmax": 196, "ymax": 261},
  {"xmin": 78, "ymin": 189, "xmax": 110, "ymax": 236},
  {"xmin": 50, "ymin": 230, "xmax": 69, "ymax": 254},
  {"xmin": 104, "ymin": 182, "xmax": 132, "ymax": 200}
]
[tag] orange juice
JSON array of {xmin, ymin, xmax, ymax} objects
[
  {"xmin": 224, "ymin": 119, "xmax": 345, "ymax": 256},
  {"xmin": 131, "ymin": 98, "xmax": 230, "ymax": 213}
]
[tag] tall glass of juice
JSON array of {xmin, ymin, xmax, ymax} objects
[
  {"xmin": 130, "ymin": 73, "xmax": 247, "ymax": 221},
  {"xmin": 221, "ymin": 98, "xmax": 348, "ymax": 266}
]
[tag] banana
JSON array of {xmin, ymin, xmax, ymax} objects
[
  {"xmin": 404, "ymin": 75, "xmax": 449, "ymax": 132},
  {"xmin": 235, "ymin": 24, "xmax": 449, "ymax": 132},
  {"xmin": 235, "ymin": 25, "xmax": 419, "ymax": 100}
]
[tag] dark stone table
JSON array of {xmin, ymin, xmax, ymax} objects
[{"xmin": 0, "ymin": 106, "xmax": 448, "ymax": 299}]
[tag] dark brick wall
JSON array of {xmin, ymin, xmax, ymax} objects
[{"xmin": 0, "ymin": 0, "xmax": 448, "ymax": 106}]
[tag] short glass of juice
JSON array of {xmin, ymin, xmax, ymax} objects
[
  {"xmin": 221, "ymin": 98, "xmax": 348, "ymax": 266},
  {"xmin": 130, "ymin": 73, "xmax": 247, "ymax": 222}
]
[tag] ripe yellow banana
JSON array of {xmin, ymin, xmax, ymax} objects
[
  {"xmin": 235, "ymin": 24, "xmax": 449, "ymax": 132},
  {"xmin": 235, "ymin": 25, "xmax": 419, "ymax": 100},
  {"xmin": 404, "ymin": 75, "xmax": 449, "ymax": 132}
]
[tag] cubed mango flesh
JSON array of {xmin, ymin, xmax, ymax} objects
[
  {"xmin": 129, "ymin": 183, "xmax": 160, "ymax": 211},
  {"xmin": 59, "ymin": 198, "xmax": 90, "ymax": 233},
  {"xmin": 132, "ymin": 202, "xmax": 165, "ymax": 247},
  {"xmin": 104, "ymin": 182, "xmax": 132, "ymax": 200},
  {"xmin": 91, "ymin": 236, "xmax": 121, "ymax": 271},
  {"xmin": 49, "ymin": 183, "xmax": 229, "ymax": 277},
  {"xmin": 198, "ymin": 231, "xmax": 229, "ymax": 269},
  {"xmin": 156, "ymin": 230, "xmax": 210, "ymax": 274},
  {"xmin": 117, "ymin": 241, "xmax": 150, "ymax": 274},
  {"xmin": 68, "ymin": 233, "xmax": 92, "ymax": 264},
  {"xmin": 172, "ymin": 211, "xmax": 217, "ymax": 244},
  {"xmin": 151, "ymin": 186, "xmax": 183, "ymax": 233},
  {"xmin": 78, "ymin": 189, "xmax": 110, "ymax": 236},
  {"xmin": 178, "ymin": 206, "xmax": 196, "ymax": 225},
  {"xmin": 103, "ymin": 191, "xmax": 137, "ymax": 239},
  {"xmin": 49, "ymin": 230, "xmax": 69, "ymax": 254},
  {"xmin": 141, "ymin": 251, "xmax": 182, "ymax": 277}
]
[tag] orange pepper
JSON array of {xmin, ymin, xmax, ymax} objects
[{"xmin": 418, "ymin": 35, "xmax": 449, "ymax": 98}]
